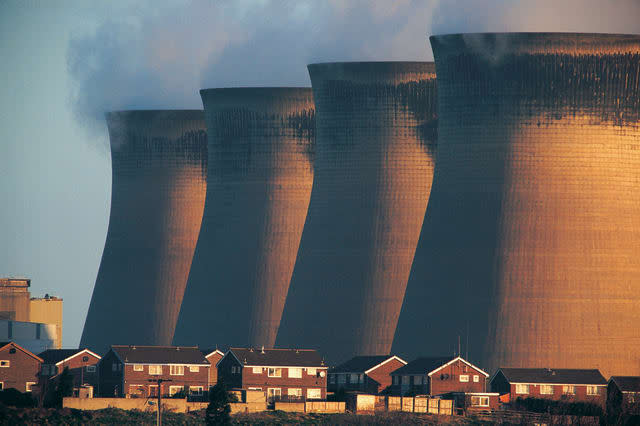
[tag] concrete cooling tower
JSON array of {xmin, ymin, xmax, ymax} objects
[
  {"xmin": 172, "ymin": 88, "xmax": 315, "ymax": 349},
  {"xmin": 393, "ymin": 33, "xmax": 640, "ymax": 377},
  {"xmin": 81, "ymin": 111, "xmax": 207, "ymax": 354},
  {"xmin": 276, "ymin": 62, "xmax": 438, "ymax": 363}
]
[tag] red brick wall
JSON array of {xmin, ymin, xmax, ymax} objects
[
  {"xmin": 0, "ymin": 344, "xmax": 40, "ymax": 393},
  {"xmin": 206, "ymin": 352, "xmax": 223, "ymax": 386},
  {"xmin": 241, "ymin": 365, "xmax": 327, "ymax": 399},
  {"xmin": 367, "ymin": 358, "xmax": 406, "ymax": 394},
  {"xmin": 509, "ymin": 383, "xmax": 606, "ymax": 407},
  {"xmin": 122, "ymin": 363, "xmax": 209, "ymax": 397},
  {"xmin": 429, "ymin": 360, "xmax": 487, "ymax": 395},
  {"xmin": 39, "ymin": 351, "xmax": 101, "ymax": 397}
]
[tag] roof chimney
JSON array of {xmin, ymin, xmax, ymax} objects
[{"xmin": 261, "ymin": 346, "xmax": 265, "ymax": 354}]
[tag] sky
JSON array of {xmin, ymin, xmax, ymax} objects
[{"xmin": 1, "ymin": 0, "xmax": 639, "ymax": 348}]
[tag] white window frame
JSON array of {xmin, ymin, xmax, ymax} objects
[
  {"xmin": 540, "ymin": 384, "xmax": 554, "ymax": 395},
  {"xmin": 133, "ymin": 364, "xmax": 143, "ymax": 372},
  {"xmin": 515, "ymin": 384, "xmax": 530, "ymax": 394},
  {"xmin": 307, "ymin": 368, "xmax": 316, "ymax": 376},
  {"xmin": 268, "ymin": 367, "xmax": 282, "ymax": 378},
  {"xmin": 267, "ymin": 388, "xmax": 282, "ymax": 400},
  {"xmin": 86, "ymin": 365, "xmax": 96, "ymax": 373},
  {"xmin": 189, "ymin": 386, "xmax": 203, "ymax": 396},
  {"xmin": 289, "ymin": 367, "xmax": 302, "ymax": 378},
  {"xmin": 459, "ymin": 375, "xmax": 469, "ymax": 382},
  {"xmin": 129, "ymin": 384, "xmax": 145, "ymax": 396},
  {"xmin": 169, "ymin": 385, "xmax": 184, "ymax": 396},
  {"xmin": 587, "ymin": 386, "xmax": 600, "ymax": 396},
  {"xmin": 248, "ymin": 387, "xmax": 262, "ymax": 391},
  {"xmin": 307, "ymin": 388, "xmax": 321, "ymax": 399},
  {"xmin": 189, "ymin": 366, "xmax": 199, "ymax": 372},
  {"xmin": 473, "ymin": 375, "xmax": 480, "ymax": 383},
  {"xmin": 562, "ymin": 385, "xmax": 575, "ymax": 395},
  {"xmin": 252, "ymin": 367, "xmax": 262, "ymax": 374},
  {"xmin": 148, "ymin": 385, "xmax": 158, "ymax": 396},
  {"xmin": 471, "ymin": 396, "xmax": 489, "ymax": 407},
  {"xmin": 288, "ymin": 388, "xmax": 302, "ymax": 397},
  {"xmin": 170, "ymin": 365, "xmax": 185, "ymax": 376},
  {"xmin": 26, "ymin": 382, "xmax": 36, "ymax": 392},
  {"xmin": 148, "ymin": 365, "xmax": 162, "ymax": 375},
  {"xmin": 0, "ymin": 360, "xmax": 9, "ymax": 368}
]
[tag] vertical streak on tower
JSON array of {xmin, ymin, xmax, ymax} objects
[
  {"xmin": 276, "ymin": 62, "xmax": 437, "ymax": 363},
  {"xmin": 81, "ymin": 111, "xmax": 207, "ymax": 354},
  {"xmin": 173, "ymin": 88, "xmax": 315, "ymax": 349},
  {"xmin": 395, "ymin": 33, "xmax": 640, "ymax": 377}
]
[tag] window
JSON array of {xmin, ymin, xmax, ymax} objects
[
  {"xmin": 129, "ymin": 385, "xmax": 145, "ymax": 397},
  {"xmin": 170, "ymin": 365, "xmax": 184, "ymax": 376},
  {"xmin": 562, "ymin": 385, "xmax": 575, "ymax": 395},
  {"xmin": 169, "ymin": 385, "xmax": 184, "ymax": 396},
  {"xmin": 190, "ymin": 386, "xmax": 203, "ymax": 396},
  {"xmin": 473, "ymin": 375, "xmax": 480, "ymax": 383},
  {"xmin": 307, "ymin": 388, "xmax": 322, "ymax": 399},
  {"xmin": 540, "ymin": 385, "xmax": 554, "ymax": 395},
  {"xmin": 516, "ymin": 384, "xmax": 530, "ymax": 394},
  {"xmin": 289, "ymin": 368, "xmax": 302, "ymax": 378},
  {"xmin": 402, "ymin": 376, "xmax": 410, "ymax": 385},
  {"xmin": 0, "ymin": 382, "xmax": 3, "ymax": 390},
  {"xmin": 307, "ymin": 368, "xmax": 316, "ymax": 376},
  {"xmin": 392, "ymin": 376, "xmax": 399, "ymax": 385},
  {"xmin": 267, "ymin": 388, "xmax": 281, "ymax": 401},
  {"xmin": 231, "ymin": 366, "xmax": 236, "ymax": 374},
  {"xmin": 414, "ymin": 375, "xmax": 423, "ymax": 385},
  {"xmin": 149, "ymin": 385, "xmax": 158, "ymax": 397},
  {"xmin": 338, "ymin": 374, "xmax": 346, "ymax": 384},
  {"xmin": 587, "ymin": 386, "xmax": 600, "ymax": 396},
  {"xmin": 189, "ymin": 366, "xmax": 199, "ymax": 372},
  {"xmin": 41, "ymin": 365, "xmax": 51, "ymax": 375},
  {"xmin": 133, "ymin": 364, "xmax": 143, "ymax": 372},
  {"xmin": 471, "ymin": 396, "xmax": 489, "ymax": 407},
  {"xmin": 253, "ymin": 367, "xmax": 262, "ymax": 374},
  {"xmin": 26, "ymin": 382, "xmax": 36, "ymax": 392},
  {"xmin": 329, "ymin": 374, "xmax": 335, "ymax": 384},
  {"xmin": 460, "ymin": 375, "xmax": 469, "ymax": 382},
  {"xmin": 350, "ymin": 373, "xmax": 359, "ymax": 384},
  {"xmin": 288, "ymin": 388, "xmax": 302, "ymax": 398},
  {"xmin": 248, "ymin": 387, "xmax": 262, "ymax": 391},
  {"xmin": 112, "ymin": 362, "xmax": 118, "ymax": 372},
  {"xmin": 0, "ymin": 360, "xmax": 9, "ymax": 368},
  {"xmin": 268, "ymin": 368, "xmax": 282, "ymax": 378},
  {"xmin": 86, "ymin": 365, "xmax": 96, "ymax": 373},
  {"xmin": 148, "ymin": 365, "xmax": 162, "ymax": 375}
]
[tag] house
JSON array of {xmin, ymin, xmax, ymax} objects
[
  {"xmin": 607, "ymin": 376, "xmax": 640, "ymax": 418},
  {"xmin": 217, "ymin": 347, "xmax": 328, "ymax": 403},
  {"xmin": 390, "ymin": 356, "xmax": 489, "ymax": 396},
  {"xmin": 38, "ymin": 348, "xmax": 101, "ymax": 398},
  {"xmin": 0, "ymin": 341, "xmax": 42, "ymax": 393},
  {"xmin": 444, "ymin": 392, "xmax": 501, "ymax": 414},
  {"xmin": 202, "ymin": 349, "xmax": 224, "ymax": 386},
  {"xmin": 490, "ymin": 368, "xmax": 607, "ymax": 407},
  {"xmin": 328, "ymin": 355, "xmax": 406, "ymax": 394},
  {"xmin": 98, "ymin": 345, "xmax": 210, "ymax": 398}
]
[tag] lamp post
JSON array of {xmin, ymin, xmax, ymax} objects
[{"xmin": 148, "ymin": 378, "xmax": 172, "ymax": 426}]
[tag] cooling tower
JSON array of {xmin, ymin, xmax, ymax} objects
[
  {"xmin": 276, "ymin": 62, "xmax": 438, "ymax": 363},
  {"xmin": 172, "ymin": 88, "xmax": 315, "ymax": 349},
  {"xmin": 81, "ymin": 111, "xmax": 207, "ymax": 354},
  {"xmin": 393, "ymin": 33, "xmax": 640, "ymax": 377}
]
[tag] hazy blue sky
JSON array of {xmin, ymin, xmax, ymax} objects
[{"xmin": 2, "ymin": 0, "xmax": 639, "ymax": 348}]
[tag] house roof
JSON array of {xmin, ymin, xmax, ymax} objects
[
  {"xmin": 330, "ymin": 355, "xmax": 405, "ymax": 374},
  {"xmin": 497, "ymin": 368, "xmax": 607, "ymax": 385},
  {"xmin": 0, "ymin": 341, "xmax": 43, "ymax": 363},
  {"xmin": 38, "ymin": 349, "xmax": 95, "ymax": 365},
  {"xmin": 111, "ymin": 345, "xmax": 209, "ymax": 365},
  {"xmin": 390, "ymin": 356, "xmax": 456, "ymax": 375},
  {"xmin": 201, "ymin": 349, "xmax": 224, "ymax": 359},
  {"xmin": 610, "ymin": 376, "xmax": 640, "ymax": 392},
  {"xmin": 229, "ymin": 348, "xmax": 325, "ymax": 367}
]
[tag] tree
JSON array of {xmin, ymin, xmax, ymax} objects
[
  {"xmin": 206, "ymin": 380, "xmax": 235, "ymax": 425},
  {"xmin": 46, "ymin": 366, "xmax": 74, "ymax": 408}
]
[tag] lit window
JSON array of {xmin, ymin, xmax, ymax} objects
[
  {"xmin": 289, "ymin": 368, "xmax": 302, "ymax": 378},
  {"xmin": 169, "ymin": 385, "xmax": 184, "ymax": 396},
  {"xmin": 540, "ymin": 385, "xmax": 554, "ymax": 395},
  {"xmin": 587, "ymin": 386, "xmax": 600, "ymax": 396},
  {"xmin": 0, "ymin": 360, "xmax": 9, "ymax": 368},
  {"xmin": 562, "ymin": 385, "xmax": 575, "ymax": 395},
  {"xmin": 471, "ymin": 396, "xmax": 489, "ymax": 407},
  {"xmin": 338, "ymin": 374, "xmax": 346, "ymax": 384},
  {"xmin": 148, "ymin": 365, "xmax": 162, "ymax": 375},
  {"xmin": 189, "ymin": 366, "xmax": 199, "ymax": 372},
  {"xmin": 288, "ymin": 388, "xmax": 302, "ymax": 397},
  {"xmin": 253, "ymin": 367, "xmax": 262, "ymax": 374},
  {"xmin": 170, "ymin": 365, "xmax": 184, "ymax": 376},
  {"xmin": 307, "ymin": 368, "xmax": 316, "ymax": 376},
  {"xmin": 473, "ymin": 375, "xmax": 480, "ymax": 383},
  {"xmin": 86, "ymin": 365, "xmax": 96, "ymax": 373},
  {"xmin": 26, "ymin": 382, "xmax": 36, "ymax": 392},
  {"xmin": 133, "ymin": 364, "xmax": 143, "ymax": 372},
  {"xmin": 459, "ymin": 375, "xmax": 469, "ymax": 382},
  {"xmin": 190, "ymin": 386, "xmax": 203, "ymax": 396},
  {"xmin": 515, "ymin": 384, "xmax": 530, "ymax": 394},
  {"xmin": 350, "ymin": 373, "xmax": 359, "ymax": 383},
  {"xmin": 307, "ymin": 388, "xmax": 321, "ymax": 399},
  {"xmin": 268, "ymin": 368, "xmax": 282, "ymax": 378}
]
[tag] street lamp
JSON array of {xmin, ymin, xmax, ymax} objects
[{"xmin": 148, "ymin": 378, "xmax": 172, "ymax": 426}]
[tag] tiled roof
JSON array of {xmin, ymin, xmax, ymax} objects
[
  {"xmin": 610, "ymin": 376, "xmax": 640, "ymax": 392},
  {"xmin": 330, "ymin": 355, "xmax": 399, "ymax": 373},
  {"xmin": 498, "ymin": 368, "xmax": 606, "ymax": 385},
  {"xmin": 229, "ymin": 348, "xmax": 325, "ymax": 367},
  {"xmin": 38, "ymin": 349, "xmax": 84, "ymax": 365},
  {"xmin": 390, "ymin": 356, "xmax": 455, "ymax": 375},
  {"xmin": 111, "ymin": 345, "xmax": 209, "ymax": 365}
]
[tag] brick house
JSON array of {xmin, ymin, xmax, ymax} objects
[
  {"xmin": 38, "ymin": 348, "xmax": 101, "ymax": 398},
  {"xmin": 202, "ymin": 349, "xmax": 224, "ymax": 386},
  {"xmin": 390, "ymin": 356, "xmax": 489, "ymax": 396},
  {"xmin": 218, "ymin": 348, "xmax": 328, "ymax": 402},
  {"xmin": 607, "ymin": 376, "xmax": 640, "ymax": 418},
  {"xmin": 98, "ymin": 345, "xmax": 210, "ymax": 398},
  {"xmin": 328, "ymin": 355, "xmax": 406, "ymax": 394},
  {"xmin": 490, "ymin": 368, "xmax": 607, "ymax": 407},
  {"xmin": 0, "ymin": 341, "xmax": 42, "ymax": 393}
]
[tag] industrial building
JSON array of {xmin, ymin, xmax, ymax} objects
[
  {"xmin": 81, "ymin": 110, "xmax": 208, "ymax": 354},
  {"xmin": 276, "ymin": 62, "xmax": 438, "ymax": 363},
  {"xmin": 394, "ymin": 33, "xmax": 640, "ymax": 378},
  {"xmin": 174, "ymin": 88, "xmax": 315, "ymax": 349}
]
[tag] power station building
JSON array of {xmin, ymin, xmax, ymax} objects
[
  {"xmin": 276, "ymin": 62, "xmax": 438, "ymax": 363},
  {"xmin": 173, "ymin": 88, "xmax": 315, "ymax": 349},
  {"xmin": 393, "ymin": 33, "xmax": 640, "ymax": 378},
  {"xmin": 81, "ymin": 110, "xmax": 207, "ymax": 354}
]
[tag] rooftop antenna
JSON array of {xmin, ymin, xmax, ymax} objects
[
  {"xmin": 466, "ymin": 321, "xmax": 469, "ymax": 360},
  {"xmin": 458, "ymin": 335, "xmax": 461, "ymax": 357}
]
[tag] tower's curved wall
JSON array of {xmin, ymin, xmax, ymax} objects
[
  {"xmin": 81, "ymin": 110, "xmax": 207, "ymax": 354},
  {"xmin": 276, "ymin": 62, "xmax": 437, "ymax": 363},
  {"xmin": 394, "ymin": 33, "xmax": 640, "ymax": 377},
  {"xmin": 173, "ymin": 88, "xmax": 315, "ymax": 349}
]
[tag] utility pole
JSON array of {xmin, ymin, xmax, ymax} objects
[{"xmin": 148, "ymin": 378, "xmax": 172, "ymax": 426}]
